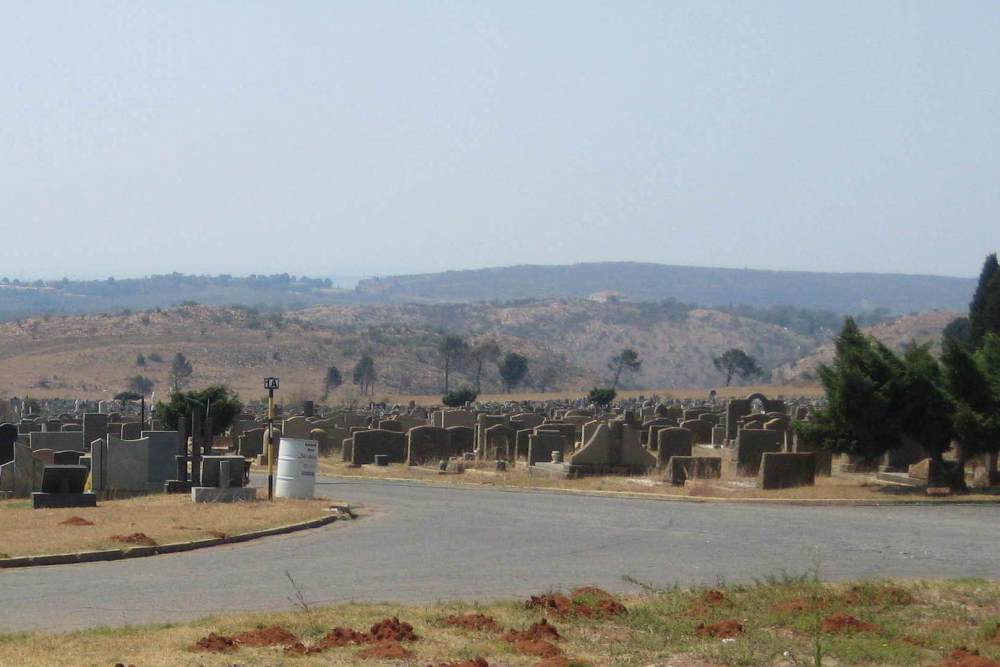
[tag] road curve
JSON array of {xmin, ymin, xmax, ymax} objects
[{"xmin": 1, "ymin": 477, "xmax": 998, "ymax": 632}]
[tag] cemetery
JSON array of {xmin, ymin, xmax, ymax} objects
[{"xmin": 0, "ymin": 401, "xmax": 348, "ymax": 562}]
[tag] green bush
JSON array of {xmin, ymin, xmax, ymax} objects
[
  {"xmin": 588, "ymin": 387, "xmax": 616, "ymax": 407},
  {"xmin": 442, "ymin": 387, "xmax": 478, "ymax": 407}
]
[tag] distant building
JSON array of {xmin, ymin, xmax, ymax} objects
[{"xmin": 588, "ymin": 290, "xmax": 626, "ymax": 303}]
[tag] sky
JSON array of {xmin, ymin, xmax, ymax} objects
[{"xmin": 2, "ymin": 1, "xmax": 998, "ymax": 280}]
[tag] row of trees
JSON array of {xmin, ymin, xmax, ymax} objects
[
  {"xmin": 798, "ymin": 253, "xmax": 1000, "ymax": 481},
  {"xmin": 437, "ymin": 335, "xmax": 530, "ymax": 393}
]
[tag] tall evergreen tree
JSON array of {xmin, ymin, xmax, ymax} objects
[
  {"xmin": 969, "ymin": 253, "xmax": 1000, "ymax": 345},
  {"xmin": 796, "ymin": 318, "xmax": 955, "ymax": 463}
]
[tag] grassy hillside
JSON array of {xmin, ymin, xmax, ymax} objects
[
  {"xmin": 0, "ymin": 301, "xmax": 817, "ymax": 401},
  {"xmin": 355, "ymin": 261, "xmax": 975, "ymax": 312}
]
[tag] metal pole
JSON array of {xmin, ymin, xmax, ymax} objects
[{"xmin": 267, "ymin": 387, "xmax": 275, "ymax": 500}]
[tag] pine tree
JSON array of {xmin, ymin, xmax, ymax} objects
[{"xmin": 969, "ymin": 253, "xmax": 1000, "ymax": 345}]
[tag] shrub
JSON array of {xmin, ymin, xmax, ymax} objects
[{"xmin": 442, "ymin": 386, "xmax": 478, "ymax": 407}]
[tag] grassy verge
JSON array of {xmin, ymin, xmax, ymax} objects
[
  {"xmin": 1, "ymin": 579, "xmax": 998, "ymax": 666},
  {"xmin": 0, "ymin": 494, "xmax": 334, "ymax": 558},
  {"xmin": 316, "ymin": 459, "xmax": 1000, "ymax": 503}
]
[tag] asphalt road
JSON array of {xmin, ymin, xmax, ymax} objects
[{"xmin": 2, "ymin": 477, "xmax": 999, "ymax": 632}]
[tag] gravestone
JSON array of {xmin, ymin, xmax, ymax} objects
[
  {"xmin": 32, "ymin": 465, "xmax": 96, "ymax": 508},
  {"xmin": 200, "ymin": 455, "xmax": 246, "ymax": 488},
  {"xmin": 0, "ymin": 442, "xmax": 44, "ymax": 497},
  {"xmin": 483, "ymin": 424, "xmax": 515, "ymax": 461},
  {"xmin": 54, "ymin": 450, "xmax": 82, "ymax": 465},
  {"xmin": 351, "ymin": 429, "xmax": 406, "ymax": 465},
  {"xmin": 0, "ymin": 423, "xmax": 17, "ymax": 466},
  {"xmin": 759, "ymin": 452, "xmax": 816, "ymax": 489},
  {"xmin": 238, "ymin": 427, "xmax": 265, "ymax": 457},
  {"xmin": 732, "ymin": 429, "xmax": 783, "ymax": 476},
  {"xmin": 83, "ymin": 413, "xmax": 108, "ymax": 453},
  {"xmin": 445, "ymin": 426, "xmax": 476, "ymax": 458},
  {"xmin": 283, "ymin": 416, "xmax": 313, "ymax": 439},
  {"xmin": 528, "ymin": 431, "xmax": 565, "ymax": 466},
  {"xmin": 29, "ymin": 431, "xmax": 85, "ymax": 453},
  {"xmin": 406, "ymin": 426, "xmax": 451, "ymax": 466},
  {"xmin": 656, "ymin": 428, "xmax": 694, "ymax": 468},
  {"xmin": 664, "ymin": 456, "xmax": 722, "ymax": 486}
]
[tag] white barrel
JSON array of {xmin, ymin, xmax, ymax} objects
[{"xmin": 275, "ymin": 438, "xmax": 318, "ymax": 499}]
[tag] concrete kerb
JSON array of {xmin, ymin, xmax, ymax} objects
[
  {"xmin": 0, "ymin": 510, "xmax": 353, "ymax": 570},
  {"xmin": 318, "ymin": 473, "xmax": 1000, "ymax": 508}
]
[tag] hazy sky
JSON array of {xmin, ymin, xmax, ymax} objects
[{"xmin": 3, "ymin": 1, "xmax": 998, "ymax": 280}]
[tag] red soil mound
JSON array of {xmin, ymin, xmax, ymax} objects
[
  {"xmin": 702, "ymin": 589, "xmax": 729, "ymax": 605},
  {"xmin": 821, "ymin": 613, "xmax": 878, "ymax": 633},
  {"xmin": 110, "ymin": 532, "xmax": 157, "ymax": 546},
  {"xmin": 231, "ymin": 625, "xmax": 300, "ymax": 647},
  {"xmin": 526, "ymin": 588, "xmax": 627, "ymax": 618},
  {"xmin": 504, "ymin": 619, "xmax": 561, "ymax": 643},
  {"xmin": 60, "ymin": 516, "xmax": 94, "ymax": 526},
  {"xmin": 443, "ymin": 614, "xmax": 501, "ymax": 632},
  {"xmin": 695, "ymin": 620, "xmax": 744, "ymax": 639},
  {"xmin": 369, "ymin": 617, "xmax": 419, "ymax": 642},
  {"xmin": 193, "ymin": 632, "xmax": 238, "ymax": 653},
  {"xmin": 428, "ymin": 660, "xmax": 490, "ymax": 667},
  {"xmin": 313, "ymin": 627, "xmax": 369, "ymax": 649},
  {"xmin": 356, "ymin": 640, "xmax": 415, "ymax": 660},
  {"xmin": 510, "ymin": 639, "xmax": 562, "ymax": 658},
  {"xmin": 937, "ymin": 648, "xmax": 1000, "ymax": 667}
]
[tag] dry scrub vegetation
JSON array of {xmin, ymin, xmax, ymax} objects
[
  {"xmin": 0, "ymin": 495, "xmax": 332, "ymax": 558},
  {"xmin": 1, "ymin": 579, "xmax": 998, "ymax": 666}
]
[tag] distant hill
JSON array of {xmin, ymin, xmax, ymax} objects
[
  {"xmin": 0, "ymin": 263, "xmax": 975, "ymax": 321},
  {"xmin": 356, "ymin": 262, "xmax": 975, "ymax": 313}
]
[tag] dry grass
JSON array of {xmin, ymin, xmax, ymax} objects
[
  {"xmin": 317, "ymin": 458, "xmax": 1000, "ymax": 504},
  {"xmin": 381, "ymin": 383, "xmax": 825, "ymax": 407},
  {"xmin": 1, "ymin": 579, "xmax": 998, "ymax": 666},
  {"xmin": 0, "ymin": 494, "xmax": 333, "ymax": 558}
]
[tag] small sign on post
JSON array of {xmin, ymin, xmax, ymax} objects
[{"xmin": 264, "ymin": 377, "xmax": 280, "ymax": 500}]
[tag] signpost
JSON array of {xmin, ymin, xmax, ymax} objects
[{"xmin": 264, "ymin": 377, "xmax": 279, "ymax": 500}]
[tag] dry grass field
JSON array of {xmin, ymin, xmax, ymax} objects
[
  {"xmin": 1, "ymin": 579, "xmax": 997, "ymax": 666},
  {"xmin": 0, "ymin": 494, "xmax": 333, "ymax": 559}
]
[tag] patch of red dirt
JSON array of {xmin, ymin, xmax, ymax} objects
[
  {"xmin": 193, "ymin": 632, "xmax": 238, "ymax": 653},
  {"xmin": 60, "ymin": 516, "xmax": 94, "ymax": 526},
  {"xmin": 231, "ymin": 625, "xmax": 300, "ymax": 647},
  {"xmin": 427, "ymin": 660, "xmax": 489, "ymax": 667},
  {"xmin": 356, "ymin": 640, "xmax": 415, "ymax": 660},
  {"xmin": 937, "ymin": 648, "xmax": 1000, "ymax": 667},
  {"xmin": 702, "ymin": 590, "xmax": 729, "ymax": 605},
  {"xmin": 695, "ymin": 620, "xmax": 744, "ymax": 639},
  {"xmin": 300, "ymin": 618, "xmax": 419, "ymax": 654},
  {"xmin": 510, "ymin": 639, "xmax": 562, "ymax": 658},
  {"xmin": 821, "ymin": 613, "xmax": 878, "ymax": 633},
  {"xmin": 442, "ymin": 614, "xmax": 501, "ymax": 632},
  {"xmin": 110, "ymin": 532, "xmax": 157, "ymax": 546},
  {"xmin": 312, "ymin": 627, "xmax": 369, "ymax": 649},
  {"xmin": 526, "ymin": 588, "xmax": 627, "ymax": 618},
  {"xmin": 772, "ymin": 597, "xmax": 829, "ymax": 614},
  {"xmin": 368, "ymin": 617, "xmax": 419, "ymax": 642},
  {"xmin": 504, "ymin": 619, "xmax": 561, "ymax": 643}
]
